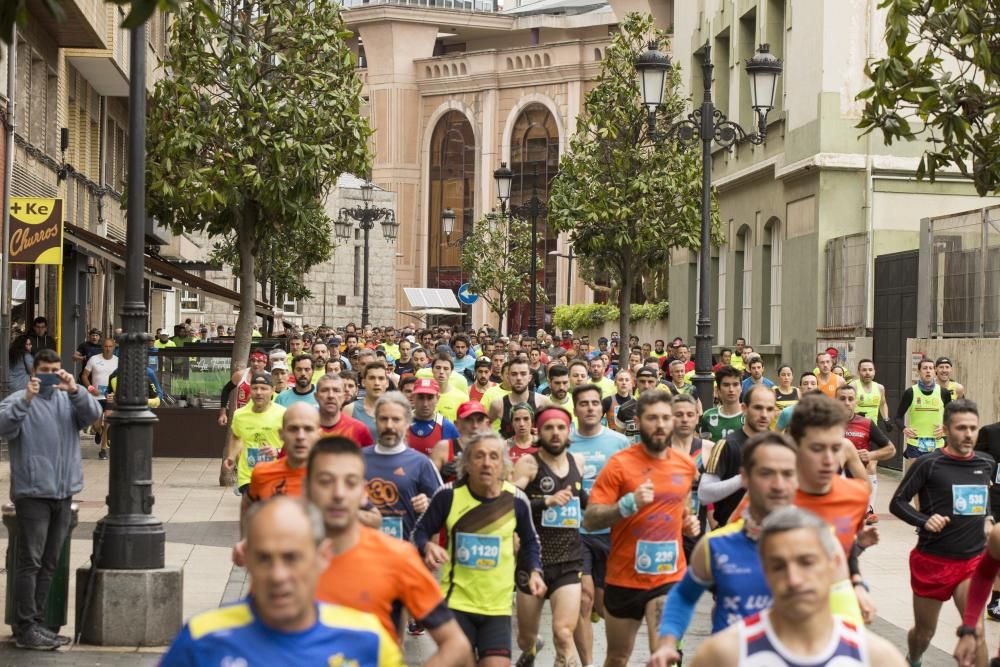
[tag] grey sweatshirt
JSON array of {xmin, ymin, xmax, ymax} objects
[{"xmin": 0, "ymin": 387, "xmax": 102, "ymax": 500}]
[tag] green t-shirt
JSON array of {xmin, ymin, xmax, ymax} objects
[
  {"xmin": 231, "ymin": 402, "xmax": 286, "ymax": 487},
  {"xmin": 698, "ymin": 406, "xmax": 744, "ymax": 442}
]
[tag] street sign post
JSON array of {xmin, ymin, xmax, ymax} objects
[{"xmin": 458, "ymin": 283, "xmax": 478, "ymax": 305}]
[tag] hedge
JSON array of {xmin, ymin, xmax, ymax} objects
[{"xmin": 553, "ymin": 302, "xmax": 669, "ymax": 331}]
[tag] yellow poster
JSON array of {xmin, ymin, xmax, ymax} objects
[{"xmin": 9, "ymin": 198, "xmax": 64, "ymax": 264}]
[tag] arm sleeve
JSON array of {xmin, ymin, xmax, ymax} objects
[
  {"xmin": 513, "ymin": 489, "xmax": 543, "ymax": 572},
  {"xmin": 868, "ymin": 420, "xmax": 890, "ymax": 449},
  {"xmin": 0, "ymin": 394, "xmax": 29, "ymax": 440},
  {"xmin": 220, "ymin": 380, "xmax": 236, "ymax": 406},
  {"xmin": 441, "ymin": 420, "xmax": 460, "ymax": 440},
  {"xmin": 698, "ymin": 473, "xmax": 744, "ymax": 504},
  {"xmin": 894, "ymin": 387, "xmax": 914, "ymax": 428},
  {"xmin": 942, "ymin": 388, "xmax": 953, "ymax": 405},
  {"xmin": 412, "ymin": 486, "xmax": 452, "ymax": 552},
  {"xmin": 889, "ymin": 458, "xmax": 931, "ymax": 528},
  {"xmin": 658, "ymin": 568, "xmax": 710, "ymax": 640},
  {"xmin": 964, "ymin": 552, "xmax": 1000, "ymax": 626},
  {"xmin": 419, "ymin": 459, "xmax": 444, "ymax": 496},
  {"xmin": 397, "ymin": 543, "xmax": 453, "ymax": 627}
]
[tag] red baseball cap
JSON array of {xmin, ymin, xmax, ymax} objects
[
  {"xmin": 457, "ymin": 401, "xmax": 488, "ymax": 420},
  {"xmin": 412, "ymin": 378, "xmax": 440, "ymax": 396}
]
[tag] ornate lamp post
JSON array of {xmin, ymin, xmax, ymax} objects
[
  {"xmin": 493, "ymin": 162, "xmax": 546, "ymax": 332},
  {"xmin": 335, "ymin": 182, "xmax": 398, "ymax": 328},
  {"xmin": 635, "ymin": 41, "xmax": 781, "ymax": 408}
]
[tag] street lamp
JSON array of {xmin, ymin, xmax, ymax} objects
[
  {"xmin": 493, "ymin": 162, "xmax": 546, "ymax": 333},
  {"xmin": 336, "ymin": 181, "xmax": 398, "ymax": 328},
  {"xmin": 548, "ymin": 247, "xmax": 574, "ymax": 306},
  {"xmin": 635, "ymin": 40, "xmax": 781, "ymax": 408}
]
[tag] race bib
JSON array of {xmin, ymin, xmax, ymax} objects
[
  {"xmin": 994, "ymin": 467, "xmax": 1000, "ymax": 485},
  {"xmin": 916, "ymin": 437, "xmax": 938, "ymax": 453},
  {"xmin": 97, "ymin": 384, "xmax": 109, "ymax": 396},
  {"xmin": 246, "ymin": 448, "xmax": 259, "ymax": 468},
  {"xmin": 953, "ymin": 485, "xmax": 988, "ymax": 516},
  {"xmin": 455, "ymin": 533, "xmax": 501, "ymax": 570},
  {"xmin": 381, "ymin": 515, "xmax": 403, "ymax": 539},
  {"xmin": 542, "ymin": 497, "xmax": 581, "ymax": 528},
  {"xmin": 635, "ymin": 540, "xmax": 679, "ymax": 575},
  {"xmin": 690, "ymin": 493, "xmax": 700, "ymax": 516}
]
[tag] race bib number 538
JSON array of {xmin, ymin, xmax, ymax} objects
[{"xmin": 953, "ymin": 485, "xmax": 988, "ymax": 516}]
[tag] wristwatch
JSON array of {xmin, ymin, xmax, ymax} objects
[{"xmin": 957, "ymin": 625, "xmax": 977, "ymax": 638}]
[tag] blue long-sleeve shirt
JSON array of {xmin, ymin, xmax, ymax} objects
[{"xmin": 412, "ymin": 482, "xmax": 542, "ymax": 573}]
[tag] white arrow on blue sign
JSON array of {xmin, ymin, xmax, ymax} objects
[{"xmin": 457, "ymin": 283, "xmax": 478, "ymax": 305}]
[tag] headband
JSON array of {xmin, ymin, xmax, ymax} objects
[
  {"xmin": 511, "ymin": 402, "xmax": 535, "ymax": 417},
  {"xmin": 250, "ymin": 352, "xmax": 267, "ymax": 362},
  {"xmin": 535, "ymin": 407, "xmax": 571, "ymax": 428}
]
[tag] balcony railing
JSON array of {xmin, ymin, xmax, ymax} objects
[{"xmin": 344, "ymin": 0, "xmax": 498, "ymax": 13}]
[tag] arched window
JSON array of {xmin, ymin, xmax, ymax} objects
[
  {"xmin": 509, "ymin": 103, "xmax": 559, "ymax": 330},
  {"xmin": 428, "ymin": 111, "xmax": 476, "ymax": 292},
  {"xmin": 734, "ymin": 225, "xmax": 753, "ymax": 343},
  {"xmin": 762, "ymin": 218, "xmax": 782, "ymax": 344}
]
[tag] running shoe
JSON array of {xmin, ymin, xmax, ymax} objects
[
  {"xmin": 865, "ymin": 512, "xmax": 879, "ymax": 525},
  {"xmin": 407, "ymin": 620, "xmax": 425, "ymax": 636},
  {"xmin": 98, "ymin": 449, "xmax": 108, "ymax": 460},
  {"xmin": 988, "ymin": 599, "xmax": 1000, "ymax": 621},
  {"xmin": 515, "ymin": 638, "xmax": 544, "ymax": 667}
]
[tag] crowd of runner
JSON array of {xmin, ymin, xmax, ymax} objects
[{"xmin": 146, "ymin": 322, "xmax": 1000, "ymax": 666}]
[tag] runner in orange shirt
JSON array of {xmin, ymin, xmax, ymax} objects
[
  {"xmin": 307, "ymin": 436, "xmax": 470, "ymax": 662},
  {"xmin": 246, "ymin": 403, "xmax": 319, "ymax": 508},
  {"xmin": 787, "ymin": 392, "xmax": 878, "ymax": 623},
  {"xmin": 583, "ymin": 390, "xmax": 700, "ymax": 667}
]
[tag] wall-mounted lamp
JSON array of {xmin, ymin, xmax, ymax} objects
[{"xmin": 56, "ymin": 127, "xmax": 73, "ymax": 183}]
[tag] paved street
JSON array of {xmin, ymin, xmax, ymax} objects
[{"xmin": 0, "ymin": 439, "xmax": 978, "ymax": 665}]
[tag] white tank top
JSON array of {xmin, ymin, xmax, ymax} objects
[{"xmin": 738, "ymin": 610, "xmax": 869, "ymax": 666}]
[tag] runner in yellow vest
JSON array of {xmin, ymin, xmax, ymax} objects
[
  {"xmin": 895, "ymin": 358, "xmax": 953, "ymax": 472},
  {"xmin": 849, "ymin": 359, "xmax": 888, "ymax": 423},
  {"xmin": 934, "ymin": 356, "xmax": 965, "ymax": 399},
  {"xmin": 412, "ymin": 432, "xmax": 545, "ymax": 664}
]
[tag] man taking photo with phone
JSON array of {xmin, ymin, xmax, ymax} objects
[{"xmin": 0, "ymin": 349, "xmax": 102, "ymax": 650}]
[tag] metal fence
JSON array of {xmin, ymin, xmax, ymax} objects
[
  {"xmin": 922, "ymin": 205, "xmax": 1000, "ymax": 338},
  {"xmin": 825, "ymin": 233, "xmax": 868, "ymax": 328}
]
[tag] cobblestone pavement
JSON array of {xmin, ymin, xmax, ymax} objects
[{"xmin": 0, "ymin": 444, "xmax": 976, "ymax": 665}]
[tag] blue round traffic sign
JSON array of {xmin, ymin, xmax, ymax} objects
[{"xmin": 458, "ymin": 283, "xmax": 478, "ymax": 305}]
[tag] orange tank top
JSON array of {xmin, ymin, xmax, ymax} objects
[{"xmin": 817, "ymin": 373, "xmax": 840, "ymax": 398}]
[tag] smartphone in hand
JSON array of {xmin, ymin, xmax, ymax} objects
[{"xmin": 37, "ymin": 374, "xmax": 61, "ymax": 388}]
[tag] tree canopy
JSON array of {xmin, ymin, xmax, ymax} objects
[
  {"xmin": 146, "ymin": 0, "xmax": 370, "ymax": 367},
  {"xmin": 460, "ymin": 214, "xmax": 541, "ymax": 329},
  {"xmin": 548, "ymin": 12, "xmax": 719, "ymax": 345},
  {"xmin": 858, "ymin": 0, "xmax": 1000, "ymax": 195}
]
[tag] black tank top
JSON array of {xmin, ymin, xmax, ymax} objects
[
  {"xmin": 522, "ymin": 452, "xmax": 583, "ymax": 565},
  {"xmin": 500, "ymin": 393, "xmax": 537, "ymax": 438}
]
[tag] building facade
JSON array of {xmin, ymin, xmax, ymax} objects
[
  {"xmin": 666, "ymin": 0, "xmax": 1000, "ymax": 375},
  {"xmin": 346, "ymin": 0, "xmax": 623, "ymax": 330}
]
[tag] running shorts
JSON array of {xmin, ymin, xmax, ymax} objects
[
  {"xmin": 516, "ymin": 560, "xmax": 583, "ymax": 598},
  {"xmin": 909, "ymin": 548, "xmax": 982, "ymax": 601},
  {"xmin": 581, "ymin": 533, "xmax": 611, "ymax": 588},
  {"xmin": 452, "ymin": 610, "xmax": 511, "ymax": 659},
  {"xmin": 604, "ymin": 582, "xmax": 674, "ymax": 621}
]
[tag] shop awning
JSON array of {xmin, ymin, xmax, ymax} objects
[
  {"xmin": 402, "ymin": 288, "xmax": 465, "ymax": 319},
  {"xmin": 65, "ymin": 223, "xmax": 274, "ymax": 318}
]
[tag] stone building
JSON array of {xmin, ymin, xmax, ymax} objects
[
  {"xmin": 666, "ymin": 0, "xmax": 1000, "ymax": 378},
  {"xmin": 345, "ymin": 0, "xmax": 622, "ymax": 330}
]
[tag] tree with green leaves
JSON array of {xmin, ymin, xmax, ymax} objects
[
  {"xmin": 460, "ymin": 214, "xmax": 542, "ymax": 330},
  {"xmin": 858, "ymin": 0, "xmax": 1000, "ymax": 196},
  {"xmin": 146, "ymin": 0, "xmax": 370, "ymax": 367},
  {"xmin": 548, "ymin": 12, "xmax": 718, "ymax": 346}
]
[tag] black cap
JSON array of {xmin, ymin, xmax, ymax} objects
[
  {"xmin": 250, "ymin": 372, "xmax": 273, "ymax": 387},
  {"xmin": 935, "ymin": 357, "xmax": 952, "ymax": 367},
  {"xmin": 636, "ymin": 367, "xmax": 657, "ymax": 379},
  {"xmin": 475, "ymin": 356, "xmax": 491, "ymax": 368}
]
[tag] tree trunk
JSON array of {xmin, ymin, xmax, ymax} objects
[
  {"xmin": 619, "ymin": 253, "xmax": 632, "ymax": 357},
  {"xmin": 232, "ymin": 205, "xmax": 258, "ymax": 372}
]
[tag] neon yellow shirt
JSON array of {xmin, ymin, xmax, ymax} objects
[{"xmin": 231, "ymin": 402, "xmax": 286, "ymax": 487}]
